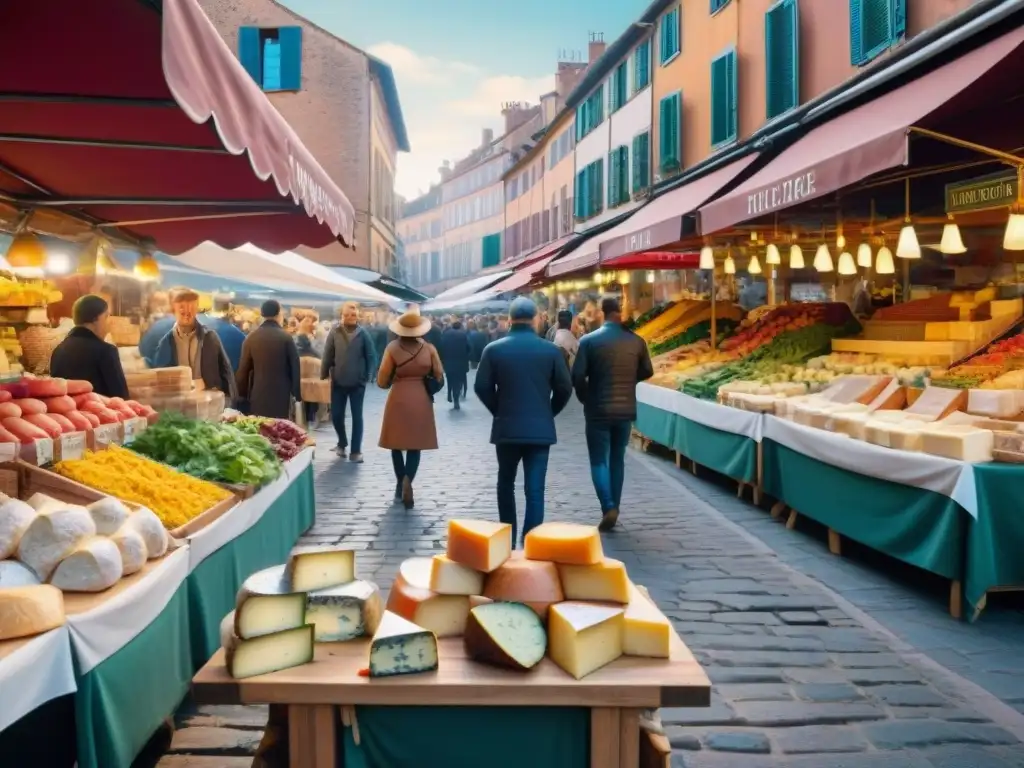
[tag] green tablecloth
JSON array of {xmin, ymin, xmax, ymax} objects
[
  {"xmin": 967, "ymin": 463, "xmax": 1024, "ymax": 612},
  {"xmin": 762, "ymin": 439, "xmax": 967, "ymax": 583},
  {"xmin": 342, "ymin": 706, "xmax": 590, "ymax": 768},
  {"xmin": 635, "ymin": 403, "xmax": 756, "ymax": 482}
]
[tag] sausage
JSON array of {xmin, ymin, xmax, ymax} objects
[
  {"xmin": 2, "ymin": 417, "xmax": 49, "ymax": 443},
  {"xmin": 66, "ymin": 380, "xmax": 94, "ymax": 395},
  {"xmin": 0, "ymin": 402, "xmax": 21, "ymax": 419},
  {"xmin": 73, "ymin": 393, "xmax": 103, "ymax": 408},
  {"xmin": 12, "ymin": 398, "xmax": 46, "ymax": 416},
  {"xmin": 24, "ymin": 378, "xmax": 68, "ymax": 398},
  {"xmin": 46, "ymin": 413, "xmax": 76, "ymax": 434},
  {"xmin": 64, "ymin": 411, "xmax": 93, "ymax": 432},
  {"xmin": 23, "ymin": 413, "xmax": 63, "ymax": 440},
  {"xmin": 41, "ymin": 395, "xmax": 76, "ymax": 414}
]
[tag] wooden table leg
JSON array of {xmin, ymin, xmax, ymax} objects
[
  {"xmin": 288, "ymin": 704, "xmax": 336, "ymax": 768},
  {"xmin": 618, "ymin": 708, "xmax": 641, "ymax": 768},
  {"xmin": 591, "ymin": 707, "xmax": 620, "ymax": 768}
]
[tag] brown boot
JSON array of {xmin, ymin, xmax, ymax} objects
[{"xmin": 401, "ymin": 476, "xmax": 414, "ymax": 509}]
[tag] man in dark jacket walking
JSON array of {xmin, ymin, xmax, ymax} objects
[
  {"xmin": 466, "ymin": 319, "xmax": 487, "ymax": 369},
  {"xmin": 439, "ymin": 318, "xmax": 471, "ymax": 409},
  {"xmin": 201, "ymin": 295, "xmax": 246, "ymax": 371},
  {"xmin": 475, "ymin": 297, "xmax": 573, "ymax": 546},
  {"xmin": 236, "ymin": 300, "xmax": 301, "ymax": 419},
  {"xmin": 50, "ymin": 294, "xmax": 130, "ymax": 398},
  {"xmin": 320, "ymin": 302, "xmax": 376, "ymax": 462},
  {"xmin": 572, "ymin": 297, "xmax": 653, "ymax": 532},
  {"xmin": 153, "ymin": 288, "xmax": 237, "ymax": 401}
]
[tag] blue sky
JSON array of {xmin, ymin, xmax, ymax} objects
[{"xmin": 280, "ymin": 0, "xmax": 648, "ymax": 199}]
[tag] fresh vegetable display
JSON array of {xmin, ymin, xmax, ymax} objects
[
  {"xmin": 54, "ymin": 445, "xmax": 232, "ymax": 529},
  {"xmin": 648, "ymin": 319, "xmax": 738, "ymax": 356},
  {"xmin": 128, "ymin": 413, "xmax": 282, "ymax": 486},
  {"xmin": 932, "ymin": 328, "xmax": 1024, "ymax": 389},
  {"xmin": 629, "ymin": 302, "xmax": 674, "ymax": 331},
  {"xmin": 225, "ymin": 416, "xmax": 308, "ymax": 461}
]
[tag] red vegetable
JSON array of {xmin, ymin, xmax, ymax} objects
[
  {"xmin": 0, "ymin": 403, "xmax": 21, "ymax": 419},
  {"xmin": 73, "ymin": 392, "xmax": 102, "ymax": 408},
  {"xmin": 66, "ymin": 380, "xmax": 94, "ymax": 395},
  {"xmin": 64, "ymin": 411, "xmax": 93, "ymax": 432},
  {"xmin": 126, "ymin": 400, "xmax": 146, "ymax": 417},
  {"xmin": 114, "ymin": 408, "xmax": 135, "ymax": 422},
  {"xmin": 12, "ymin": 398, "xmax": 46, "ymax": 416},
  {"xmin": 79, "ymin": 400, "xmax": 109, "ymax": 414},
  {"xmin": 41, "ymin": 395, "xmax": 76, "ymax": 414},
  {"xmin": 24, "ymin": 378, "xmax": 68, "ymax": 398},
  {"xmin": 0, "ymin": 424, "xmax": 19, "ymax": 443},
  {"xmin": 106, "ymin": 397, "xmax": 127, "ymax": 409},
  {"xmin": 23, "ymin": 413, "xmax": 63, "ymax": 440},
  {"xmin": 80, "ymin": 411, "xmax": 101, "ymax": 428},
  {"xmin": 46, "ymin": 413, "xmax": 76, "ymax": 434},
  {"xmin": 93, "ymin": 408, "xmax": 121, "ymax": 425},
  {"xmin": 0, "ymin": 381, "xmax": 29, "ymax": 399},
  {"xmin": 2, "ymin": 417, "xmax": 48, "ymax": 444}
]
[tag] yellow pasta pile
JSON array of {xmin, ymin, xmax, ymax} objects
[{"xmin": 55, "ymin": 445, "xmax": 232, "ymax": 529}]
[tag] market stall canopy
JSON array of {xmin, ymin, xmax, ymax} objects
[
  {"xmin": 329, "ymin": 266, "xmax": 429, "ymax": 303},
  {"xmin": 699, "ymin": 26, "xmax": 1024, "ymax": 235},
  {"xmin": 0, "ymin": 0, "xmax": 356, "ymax": 253},
  {"xmin": 427, "ymin": 269, "xmax": 515, "ymax": 305},
  {"xmin": 424, "ymin": 289, "xmax": 510, "ymax": 312},
  {"xmin": 602, "ymin": 251, "xmax": 700, "ymax": 270},
  {"xmin": 172, "ymin": 243, "xmax": 395, "ymax": 303},
  {"xmin": 483, "ymin": 252, "xmax": 561, "ymax": 294},
  {"xmin": 502, "ymin": 233, "xmax": 579, "ymax": 270}
]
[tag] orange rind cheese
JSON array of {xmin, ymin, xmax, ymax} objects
[
  {"xmin": 446, "ymin": 519, "xmax": 512, "ymax": 573},
  {"xmin": 386, "ymin": 557, "xmax": 470, "ymax": 638},
  {"xmin": 482, "ymin": 551, "xmax": 564, "ymax": 620},
  {"xmin": 524, "ymin": 522, "xmax": 603, "ymax": 565}
]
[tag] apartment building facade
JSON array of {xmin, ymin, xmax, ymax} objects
[
  {"xmin": 200, "ymin": 0, "xmax": 409, "ymax": 272},
  {"xmin": 396, "ymin": 187, "xmax": 443, "ymax": 288}
]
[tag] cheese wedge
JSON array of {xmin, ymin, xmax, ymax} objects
[
  {"xmin": 368, "ymin": 610, "xmax": 438, "ymax": 678},
  {"xmin": 86, "ymin": 498, "xmax": 129, "ymax": 536},
  {"xmin": 622, "ymin": 583, "xmax": 671, "ymax": 658},
  {"xmin": 524, "ymin": 522, "xmax": 603, "ymax": 565},
  {"xmin": 0, "ymin": 584, "xmax": 66, "ymax": 640},
  {"xmin": 386, "ymin": 558, "xmax": 469, "ymax": 638},
  {"xmin": 235, "ymin": 565, "xmax": 308, "ymax": 639},
  {"xmin": 469, "ymin": 595, "xmax": 493, "ymax": 609},
  {"xmin": 557, "ymin": 558, "xmax": 630, "ymax": 604},
  {"xmin": 225, "ymin": 624, "xmax": 315, "ymax": 680},
  {"xmin": 482, "ymin": 551, "xmax": 564, "ymax": 620},
  {"xmin": 285, "ymin": 546, "xmax": 355, "ymax": 591},
  {"xmin": 547, "ymin": 601, "xmax": 624, "ymax": 679},
  {"xmin": 464, "ymin": 601, "xmax": 547, "ymax": 671},
  {"xmin": 446, "ymin": 519, "xmax": 511, "ymax": 573},
  {"xmin": 306, "ymin": 580, "xmax": 383, "ymax": 641},
  {"xmin": 125, "ymin": 506, "xmax": 168, "ymax": 559},
  {"xmin": 49, "ymin": 536, "xmax": 123, "ymax": 592},
  {"xmin": 429, "ymin": 554, "xmax": 484, "ymax": 595}
]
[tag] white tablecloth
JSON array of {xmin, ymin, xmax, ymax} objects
[
  {"xmin": 637, "ymin": 383, "xmax": 764, "ymax": 441},
  {"xmin": 763, "ymin": 415, "xmax": 979, "ymax": 518},
  {"xmin": 0, "ymin": 626, "xmax": 76, "ymax": 731}
]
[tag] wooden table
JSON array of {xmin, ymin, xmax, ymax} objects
[{"xmin": 193, "ymin": 632, "xmax": 710, "ymax": 768}]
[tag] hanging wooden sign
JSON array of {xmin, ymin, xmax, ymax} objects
[{"xmin": 945, "ymin": 171, "xmax": 1018, "ymax": 214}]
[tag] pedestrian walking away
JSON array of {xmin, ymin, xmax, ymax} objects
[
  {"xmin": 236, "ymin": 300, "xmax": 301, "ymax": 419},
  {"xmin": 552, "ymin": 309, "xmax": 580, "ymax": 371},
  {"xmin": 467, "ymin": 319, "xmax": 488, "ymax": 370},
  {"xmin": 294, "ymin": 312, "xmax": 322, "ymax": 428},
  {"xmin": 377, "ymin": 306, "xmax": 444, "ymax": 509},
  {"xmin": 571, "ymin": 297, "xmax": 653, "ymax": 532},
  {"xmin": 475, "ymin": 297, "xmax": 572, "ymax": 546},
  {"xmin": 439, "ymin": 316, "xmax": 471, "ymax": 410},
  {"xmin": 321, "ymin": 302, "xmax": 376, "ymax": 462}
]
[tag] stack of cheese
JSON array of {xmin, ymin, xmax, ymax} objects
[
  {"xmin": 377, "ymin": 519, "xmax": 674, "ymax": 680},
  {"xmin": 221, "ymin": 546, "xmax": 383, "ymax": 679}
]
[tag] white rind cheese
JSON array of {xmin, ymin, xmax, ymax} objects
[
  {"xmin": 86, "ymin": 498, "xmax": 130, "ymax": 536},
  {"xmin": 26, "ymin": 493, "xmax": 62, "ymax": 514},
  {"xmin": 285, "ymin": 546, "xmax": 355, "ymax": 591},
  {"xmin": 17, "ymin": 505, "xmax": 96, "ymax": 581},
  {"xmin": 0, "ymin": 584, "xmax": 66, "ymax": 640},
  {"xmin": 125, "ymin": 506, "xmax": 169, "ymax": 559},
  {"xmin": 368, "ymin": 610, "xmax": 438, "ymax": 678},
  {"xmin": 0, "ymin": 497, "xmax": 37, "ymax": 559},
  {"xmin": 49, "ymin": 536, "xmax": 123, "ymax": 592},
  {"xmin": 429, "ymin": 554, "xmax": 484, "ymax": 595},
  {"xmin": 235, "ymin": 564, "xmax": 308, "ymax": 639},
  {"xmin": 110, "ymin": 524, "xmax": 148, "ymax": 576},
  {"xmin": 306, "ymin": 580, "xmax": 383, "ymax": 642},
  {"xmin": 0, "ymin": 560, "xmax": 41, "ymax": 588},
  {"xmin": 225, "ymin": 624, "xmax": 315, "ymax": 680}
]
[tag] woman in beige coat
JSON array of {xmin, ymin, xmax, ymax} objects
[{"xmin": 377, "ymin": 306, "xmax": 445, "ymax": 508}]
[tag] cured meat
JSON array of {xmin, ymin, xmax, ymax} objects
[
  {"xmin": 0, "ymin": 424, "xmax": 20, "ymax": 443},
  {"xmin": 23, "ymin": 413, "xmax": 63, "ymax": 440},
  {"xmin": 65, "ymin": 380, "xmax": 94, "ymax": 395},
  {"xmin": 126, "ymin": 400, "xmax": 146, "ymax": 417},
  {"xmin": 11, "ymin": 399, "xmax": 46, "ymax": 416},
  {"xmin": 46, "ymin": 413, "xmax": 76, "ymax": 434},
  {"xmin": 0, "ymin": 382, "xmax": 29, "ymax": 399},
  {"xmin": 64, "ymin": 411, "xmax": 92, "ymax": 432},
  {"xmin": 80, "ymin": 411, "xmax": 101, "ymax": 428},
  {"xmin": 2, "ymin": 417, "xmax": 49, "ymax": 443},
  {"xmin": 41, "ymin": 396, "xmax": 76, "ymax": 414},
  {"xmin": 0, "ymin": 403, "xmax": 22, "ymax": 420},
  {"xmin": 0, "ymin": 390, "xmax": 12, "ymax": 403},
  {"xmin": 72, "ymin": 393, "xmax": 102, "ymax": 408},
  {"xmin": 24, "ymin": 378, "xmax": 68, "ymax": 398}
]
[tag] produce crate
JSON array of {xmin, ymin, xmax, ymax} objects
[{"xmin": 213, "ymin": 480, "xmax": 256, "ymax": 500}]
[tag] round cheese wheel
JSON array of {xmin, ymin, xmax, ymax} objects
[
  {"xmin": 0, "ymin": 499, "xmax": 37, "ymax": 559},
  {"xmin": 124, "ymin": 506, "xmax": 168, "ymax": 558},
  {"xmin": 386, "ymin": 557, "xmax": 469, "ymax": 638},
  {"xmin": 482, "ymin": 551, "xmax": 564, "ymax": 620},
  {"xmin": 110, "ymin": 524, "xmax": 147, "ymax": 576}
]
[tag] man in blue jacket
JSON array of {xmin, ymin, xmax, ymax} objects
[
  {"xmin": 321, "ymin": 302, "xmax": 376, "ymax": 462},
  {"xmin": 201, "ymin": 295, "xmax": 246, "ymax": 371},
  {"xmin": 475, "ymin": 297, "xmax": 573, "ymax": 546}
]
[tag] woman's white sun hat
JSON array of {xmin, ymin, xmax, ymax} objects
[{"xmin": 389, "ymin": 304, "xmax": 432, "ymax": 338}]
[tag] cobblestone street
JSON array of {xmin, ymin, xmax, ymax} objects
[{"xmin": 163, "ymin": 379, "xmax": 1024, "ymax": 768}]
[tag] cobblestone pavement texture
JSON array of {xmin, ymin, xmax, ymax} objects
[{"xmin": 162, "ymin": 380, "xmax": 1024, "ymax": 767}]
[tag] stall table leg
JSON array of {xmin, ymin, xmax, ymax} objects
[
  {"xmin": 590, "ymin": 707, "xmax": 640, "ymax": 768},
  {"xmin": 287, "ymin": 704, "xmax": 336, "ymax": 768}
]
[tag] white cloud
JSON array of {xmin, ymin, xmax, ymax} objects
[{"xmin": 366, "ymin": 42, "xmax": 556, "ymax": 200}]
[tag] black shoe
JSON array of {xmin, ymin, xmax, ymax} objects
[
  {"xmin": 598, "ymin": 508, "xmax": 619, "ymax": 532},
  {"xmin": 401, "ymin": 477, "xmax": 414, "ymax": 509},
  {"xmin": 453, "ymin": 401, "xmax": 460, "ymax": 411},
  {"xmin": 394, "ymin": 482, "xmax": 402, "ymax": 502}
]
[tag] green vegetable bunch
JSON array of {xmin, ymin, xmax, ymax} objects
[
  {"xmin": 128, "ymin": 413, "xmax": 282, "ymax": 486},
  {"xmin": 648, "ymin": 319, "xmax": 738, "ymax": 356}
]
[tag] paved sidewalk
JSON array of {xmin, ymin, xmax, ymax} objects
[{"xmin": 160, "ymin": 382, "xmax": 1024, "ymax": 768}]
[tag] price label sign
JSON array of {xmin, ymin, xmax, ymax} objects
[
  {"xmin": 122, "ymin": 417, "xmax": 147, "ymax": 445},
  {"xmin": 60, "ymin": 432, "xmax": 87, "ymax": 461},
  {"xmin": 31, "ymin": 438, "xmax": 54, "ymax": 466},
  {"xmin": 0, "ymin": 443, "xmax": 17, "ymax": 464},
  {"xmin": 92, "ymin": 423, "xmax": 123, "ymax": 450}
]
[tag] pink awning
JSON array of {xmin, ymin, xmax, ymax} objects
[
  {"xmin": 699, "ymin": 26, "xmax": 1024, "ymax": 235},
  {"xmin": 488, "ymin": 252, "xmax": 560, "ymax": 293},
  {"xmin": 598, "ymin": 155, "xmax": 759, "ymax": 262},
  {"xmin": 601, "ymin": 250, "xmax": 700, "ymax": 270}
]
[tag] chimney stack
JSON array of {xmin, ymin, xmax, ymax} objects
[
  {"xmin": 481, "ymin": 127, "xmax": 494, "ymax": 146},
  {"xmin": 588, "ymin": 32, "xmax": 606, "ymax": 64},
  {"xmin": 439, "ymin": 160, "xmax": 452, "ymax": 182}
]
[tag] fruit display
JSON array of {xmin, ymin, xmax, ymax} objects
[
  {"xmin": 719, "ymin": 353, "xmax": 933, "ymax": 398},
  {"xmin": 932, "ymin": 329, "xmax": 1024, "ymax": 389},
  {"xmin": 224, "ymin": 415, "xmax": 308, "ymax": 461},
  {"xmin": 0, "ymin": 277, "xmax": 62, "ymax": 307},
  {"xmin": 54, "ymin": 445, "xmax": 233, "ymax": 529},
  {"xmin": 216, "ymin": 519, "xmax": 676, "ymax": 682},
  {"xmin": 128, "ymin": 413, "xmax": 282, "ymax": 487},
  {"xmin": 629, "ymin": 302, "xmax": 675, "ymax": 333},
  {"xmin": 649, "ymin": 318, "xmax": 739, "ymax": 357}
]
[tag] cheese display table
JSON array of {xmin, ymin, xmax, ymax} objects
[
  {"xmin": 0, "ymin": 450, "xmax": 317, "ymax": 768},
  {"xmin": 193, "ymin": 633, "xmax": 710, "ymax": 768}
]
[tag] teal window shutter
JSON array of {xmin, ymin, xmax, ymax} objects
[
  {"xmin": 262, "ymin": 39, "xmax": 282, "ymax": 90},
  {"xmin": 711, "ymin": 0, "xmax": 732, "ymax": 12},
  {"xmin": 711, "ymin": 50, "xmax": 737, "ymax": 146},
  {"xmin": 612, "ymin": 63, "xmax": 627, "ymax": 111},
  {"xmin": 481, "ymin": 234, "xmax": 501, "ymax": 268},
  {"xmin": 850, "ymin": 0, "xmax": 893, "ymax": 66},
  {"xmin": 634, "ymin": 40, "xmax": 651, "ymax": 91},
  {"xmin": 238, "ymin": 27, "xmax": 261, "ymax": 82},
  {"xmin": 618, "ymin": 146, "xmax": 630, "ymax": 203},
  {"xmin": 631, "ymin": 137, "xmax": 641, "ymax": 194},
  {"xmin": 608, "ymin": 150, "xmax": 618, "ymax": 207},
  {"xmin": 892, "ymin": 0, "xmax": 906, "ymax": 41},
  {"xmin": 633, "ymin": 132, "xmax": 650, "ymax": 192},
  {"xmin": 278, "ymin": 27, "xmax": 303, "ymax": 90},
  {"xmin": 765, "ymin": 0, "xmax": 799, "ymax": 120},
  {"xmin": 595, "ymin": 161, "xmax": 604, "ymax": 214},
  {"xmin": 659, "ymin": 94, "xmax": 681, "ymax": 172},
  {"xmin": 660, "ymin": 8, "xmax": 680, "ymax": 64}
]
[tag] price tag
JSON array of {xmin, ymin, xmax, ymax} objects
[
  {"xmin": 59, "ymin": 432, "xmax": 86, "ymax": 461},
  {"xmin": 122, "ymin": 417, "xmax": 147, "ymax": 445},
  {"xmin": 28, "ymin": 438, "xmax": 53, "ymax": 466},
  {"xmin": 91, "ymin": 423, "xmax": 123, "ymax": 450},
  {"xmin": 0, "ymin": 443, "xmax": 17, "ymax": 463}
]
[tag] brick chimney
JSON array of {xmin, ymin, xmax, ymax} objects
[
  {"xmin": 588, "ymin": 32, "xmax": 606, "ymax": 64},
  {"xmin": 501, "ymin": 102, "xmax": 535, "ymax": 136},
  {"xmin": 481, "ymin": 127, "xmax": 494, "ymax": 146}
]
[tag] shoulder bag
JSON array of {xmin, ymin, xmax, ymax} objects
[{"xmin": 421, "ymin": 341, "xmax": 445, "ymax": 400}]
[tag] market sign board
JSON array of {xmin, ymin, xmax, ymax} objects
[{"xmin": 945, "ymin": 172, "xmax": 1018, "ymax": 214}]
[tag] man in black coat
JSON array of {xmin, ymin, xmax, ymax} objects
[
  {"xmin": 438, "ymin": 318, "xmax": 471, "ymax": 409},
  {"xmin": 50, "ymin": 294, "xmax": 130, "ymax": 398},
  {"xmin": 236, "ymin": 300, "xmax": 301, "ymax": 419}
]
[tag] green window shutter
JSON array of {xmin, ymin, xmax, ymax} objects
[
  {"xmin": 892, "ymin": 0, "xmax": 906, "ymax": 41},
  {"xmin": 765, "ymin": 0, "xmax": 799, "ymax": 119},
  {"xmin": 658, "ymin": 96, "xmax": 670, "ymax": 168},
  {"xmin": 481, "ymin": 234, "xmax": 501, "ymax": 268},
  {"xmin": 633, "ymin": 132, "xmax": 650, "ymax": 192},
  {"xmin": 618, "ymin": 146, "xmax": 630, "ymax": 202},
  {"xmin": 608, "ymin": 150, "xmax": 618, "ymax": 207},
  {"xmin": 576, "ymin": 103, "xmax": 587, "ymax": 140},
  {"xmin": 849, "ymin": 0, "xmax": 865, "ymax": 65},
  {"xmin": 711, "ymin": 51, "xmax": 737, "ymax": 146},
  {"xmin": 850, "ymin": 0, "xmax": 892, "ymax": 65},
  {"xmin": 592, "ymin": 161, "xmax": 603, "ymax": 215},
  {"xmin": 631, "ymin": 137, "xmax": 641, "ymax": 194},
  {"xmin": 278, "ymin": 27, "xmax": 303, "ymax": 90},
  {"xmin": 660, "ymin": 9, "xmax": 679, "ymax": 64},
  {"xmin": 634, "ymin": 41, "xmax": 650, "ymax": 92},
  {"xmin": 711, "ymin": 0, "xmax": 732, "ymax": 12},
  {"xmin": 238, "ymin": 27, "xmax": 261, "ymax": 82},
  {"xmin": 595, "ymin": 87, "xmax": 605, "ymax": 125},
  {"xmin": 659, "ymin": 95, "xmax": 681, "ymax": 172},
  {"xmin": 574, "ymin": 170, "xmax": 583, "ymax": 218}
]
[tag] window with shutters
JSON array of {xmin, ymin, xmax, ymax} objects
[
  {"xmin": 634, "ymin": 40, "xmax": 651, "ymax": 92},
  {"xmin": 607, "ymin": 146, "xmax": 629, "ymax": 208},
  {"xmin": 710, "ymin": 49, "xmax": 738, "ymax": 146},
  {"xmin": 659, "ymin": 8, "xmax": 680, "ymax": 65},
  {"xmin": 576, "ymin": 87, "xmax": 605, "ymax": 140},
  {"xmin": 574, "ymin": 160, "xmax": 605, "ymax": 221},
  {"xmin": 850, "ymin": 0, "xmax": 905, "ymax": 66},
  {"xmin": 238, "ymin": 27, "xmax": 302, "ymax": 91},
  {"xmin": 710, "ymin": 0, "xmax": 732, "ymax": 13},
  {"xmin": 610, "ymin": 63, "xmax": 628, "ymax": 113},
  {"xmin": 658, "ymin": 93, "xmax": 682, "ymax": 174},
  {"xmin": 765, "ymin": 0, "xmax": 799, "ymax": 120},
  {"xmin": 632, "ymin": 132, "xmax": 651, "ymax": 194}
]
